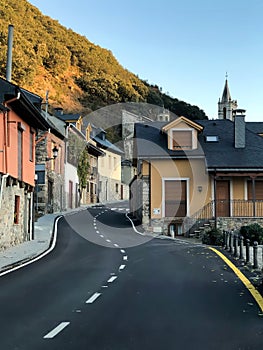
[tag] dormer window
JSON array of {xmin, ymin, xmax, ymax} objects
[
  {"xmin": 172, "ymin": 130, "xmax": 193, "ymax": 150},
  {"xmin": 162, "ymin": 116, "xmax": 203, "ymax": 151}
]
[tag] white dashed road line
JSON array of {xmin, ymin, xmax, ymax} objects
[
  {"xmin": 119, "ymin": 265, "xmax": 126, "ymax": 270},
  {"xmin": 114, "ymin": 243, "xmax": 119, "ymax": 247},
  {"xmin": 107, "ymin": 276, "xmax": 118, "ymax": 283},
  {"xmin": 123, "ymin": 256, "xmax": 128, "ymax": 261},
  {"xmin": 120, "ymin": 249, "xmax": 125, "ymax": 254},
  {"xmin": 43, "ymin": 322, "xmax": 70, "ymax": 339},
  {"xmin": 106, "ymin": 239, "xmax": 111, "ymax": 243},
  {"xmin": 86, "ymin": 292, "xmax": 101, "ymax": 304}
]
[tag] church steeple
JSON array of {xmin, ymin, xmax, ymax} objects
[
  {"xmin": 218, "ymin": 74, "xmax": 238, "ymax": 121},
  {"xmin": 221, "ymin": 78, "xmax": 231, "ymax": 103}
]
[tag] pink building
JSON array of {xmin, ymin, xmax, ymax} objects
[{"xmin": 0, "ymin": 78, "xmax": 49, "ymax": 250}]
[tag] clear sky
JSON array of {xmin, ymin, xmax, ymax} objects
[{"xmin": 28, "ymin": 0, "xmax": 263, "ymax": 122}]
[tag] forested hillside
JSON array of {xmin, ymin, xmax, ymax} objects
[{"xmin": 0, "ymin": 0, "xmax": 207, "ymax": 120}]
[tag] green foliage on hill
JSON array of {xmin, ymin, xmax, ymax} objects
[{"xmin": 0, "ymin": 0, "xmax": 207, "ymax": 120}]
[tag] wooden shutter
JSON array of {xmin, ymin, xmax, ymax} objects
[
  {"xmin": 165, "ymin": 180, "xmax": 186, "ymax": 217},
  {"xmin": 172, "ymin": 131, "xmax": 192, "ymax": 149}
]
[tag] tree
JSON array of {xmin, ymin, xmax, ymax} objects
[{"xmin": 77, "ymin": 147, "xmax": 90, "ymax": 200}]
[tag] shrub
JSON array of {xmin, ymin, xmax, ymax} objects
[
  {"xmin": 202, "ymin": 228, "xmax": 223, "ymax": 246},
  {"xmin": 239, "ymin": 223, "xmax": 263, "ymax": 244}
]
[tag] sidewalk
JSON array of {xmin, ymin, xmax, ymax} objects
[{"xmin": 0, "ymin": 206, "xmax": 87, "ymax": 273}]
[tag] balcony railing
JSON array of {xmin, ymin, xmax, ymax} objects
[{"xmin": 192, "ymin": 199, "xmax": 263, "ymax": 222}]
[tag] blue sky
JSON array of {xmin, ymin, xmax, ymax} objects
[{"xmin": 28, "ymin": 0, "xmax": 263, "ymax": 121}]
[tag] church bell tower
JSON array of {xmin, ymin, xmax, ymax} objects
[{"xmin": 218, "ymin": 75, "xmax": 238, "ymax": 121}]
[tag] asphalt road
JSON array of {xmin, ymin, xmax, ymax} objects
[{"xmin": 0, "ymin": 202, "xmax": 262, "ymax": 350}]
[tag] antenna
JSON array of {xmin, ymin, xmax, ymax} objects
[{"xmin": 45, "ymin": 90, "xmax": 49, "ymax": 120}]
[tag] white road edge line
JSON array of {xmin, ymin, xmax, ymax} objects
[
  {"xmin": 0, "ymin": 215, "xmax": 62, "ymax": 277},
  {"xmin": 119, "ymin": 265, "xmax": 126, "ymax": 270},
  {"xmin": 108, "ymin": 276, "xmax": 117, "ymax": 283},
  {"xmin": 86, "ymin": 292, "xmax": 101, "ymax": 304},
  {"xmin": 43, "ymin": 322, "xmax": 70, "ymax": 339},
  {"xmin": 125, "ymin": 213, "xmax": 145, "ymax": 236}
]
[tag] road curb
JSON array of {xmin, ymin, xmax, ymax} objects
[{"xmin": 0, "ymin": 215, "xmax": 62, "ymax": 277}]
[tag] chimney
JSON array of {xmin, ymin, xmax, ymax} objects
[
  {"xmin": 233, "ymin": 109, "xmax": 246, "ymax": 148},
  {"xmin": 54, "ymin": 107, "xmax": 64, "ymax": 117},
  {"xmin": 6, "ymin": 24, "xmax": 14, "ymax": 82}
]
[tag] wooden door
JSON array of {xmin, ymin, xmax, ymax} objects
[
  {"xmin": 165, "ymin": 180, "xmax": 187, "ymax": 217},
  {"xmin": 216, "ymin": 180, "xmax": 230, "ymax": 217}
]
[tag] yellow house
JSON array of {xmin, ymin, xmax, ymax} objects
[
  {"xmin": 131, "ymin": 112, "xmax": 263, "ymax": 236},
  {"xmin": 90, "ymin": 126, "xmax": 124, "ymax": 202}
]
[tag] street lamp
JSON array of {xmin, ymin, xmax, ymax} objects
[{"xmin": 46, "ymin": 145, "xmax": 59, "ymax": 161}]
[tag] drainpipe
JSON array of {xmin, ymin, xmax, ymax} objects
[
  {"xmin": 0, "ymin": 173, "xmax": 9, "ymax": 208},
  {"xmin": 5, "ymin": 91, "xmax": 21, "ymax": 106}
]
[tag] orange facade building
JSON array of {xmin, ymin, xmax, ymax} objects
[{"xmin": 0, "ymin": 78, "xmax": 49, "ymax": 250}]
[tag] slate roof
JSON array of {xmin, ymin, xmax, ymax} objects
[
  {"xmin": 246, "ymin": 122, "xmax": 263, "ymax": 135},
  {"xmin": 134, "ymin": 119, "xmax": 263, "ymax": 171},
  {"xmin": 43, "ymin": 112, "xmax": 67, "ymax": 139},
  {"xmin": 0, "ymin": 77, "xmax": 50, "ymax": 130},
  {"xmin": 91, "ymin": 125, "xmax": 123, "ymax": 155},
  {"xmin": 135, "ymin": 122, "xmax": 205, "ymax": 159},
  {"xmin": 198, "ymin": 119, "xmax": 263, "ymax": 170},
  {"xmin": 57, "ymin": 113, "xmax": 81, "ymax": 122}
]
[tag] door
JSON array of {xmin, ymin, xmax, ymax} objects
[
  {"xmin": 216, "ymin": 180, "xmax": 230, "ymax": 217},
  {"xmin": 164, "ymin": 180, "xmax": 187, "ymax": 217}
]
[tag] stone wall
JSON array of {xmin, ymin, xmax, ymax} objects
[
  {"xmin": 0, "ymin": 178, "xmax": 32, "ymax": 251},
  {"xmin": 217, "ymin": 217, "xmax": 263, "ymax": 231},
  {"xmin": 98, "ymin": 175, "xmax": 122, "ymax": 203}
]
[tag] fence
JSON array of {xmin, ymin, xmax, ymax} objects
[{"xmin": 223, "ymin": 231, "xmax": 263, "ymax": 270}]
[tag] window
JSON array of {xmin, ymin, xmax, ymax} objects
[
  {"xmin": 164, "ymin": 180, "xmax": 187, "ymax": 217},
  {"xmin": 247, "ymin": 180, "xmax": 263, "ymax": 200},
  {"xmin": 14, "ymin": 195, "xmax": 20, "ymax": 224},
  {"xmin": 172, "ymin": 130, "xmax": 192, "ymax": 149},
  {"xmin": 116, "ymin": 183, "xmax": 119, "ymax": 193},
  {"xmin": 205, "ymin": 135, "xmax": 218, "ymax": 142}
]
